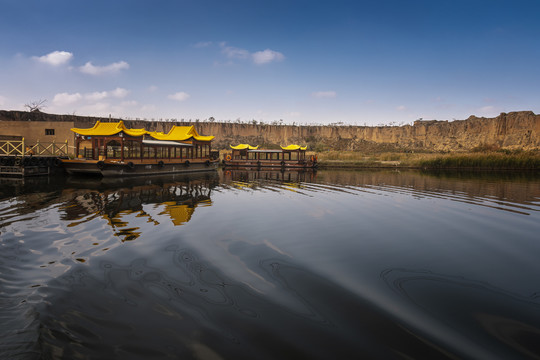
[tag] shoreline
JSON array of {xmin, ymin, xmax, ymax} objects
[{"xmin": 310, "ymin": 150, "xmax": 540, "ymax": 171}]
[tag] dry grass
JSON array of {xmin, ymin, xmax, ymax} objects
[
  {"xmin": 313, "ymin": 150, "xmax": 540, "ymax": 170},
  {"xmin": 416, "ymin": 151, "xmax": 540, "ymax": 170}
]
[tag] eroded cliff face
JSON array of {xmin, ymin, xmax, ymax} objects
[
  {"xmin": 173, "ymin": 111, "xmax": 540, "ymax": 151},
  {"xmin": 1, "ymin": 110, "xmax": 538, "ymax": 151}
]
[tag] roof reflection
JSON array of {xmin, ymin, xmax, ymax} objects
[{"xmin": 60, "ymin": 174, "xmax": 218, "ymax": 241}]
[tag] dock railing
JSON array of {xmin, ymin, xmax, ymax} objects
[
  {"xmin": 27, "ymin": 140, "xmax": 69, "ymax": 157},
  {"xmin": 0, "ymin": 138, "xmax": 24, "ymax": 156},
  {"xmin": 0, "ymin": 139, "xmax": 69, "ymax": 157}
]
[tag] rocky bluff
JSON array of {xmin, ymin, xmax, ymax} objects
[{"xmin": 1, "ymin": 110, "xmax": 538, "ymax": 152}]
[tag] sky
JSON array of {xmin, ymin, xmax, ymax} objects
[{"xmin": 0, "ymin": 0, "xmax": 539, "ymax": 126}]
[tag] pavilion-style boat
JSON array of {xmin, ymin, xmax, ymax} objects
[
  {"xmin": 61, "ymin": 121, "xmax": 219, "ymax": 176},
  {"xmin": 223, "ymin": 144, "xmax": 317, "ymax": 169}
]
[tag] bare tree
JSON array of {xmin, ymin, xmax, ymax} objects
[{"xmin": 24, "ymin": 99, "xmax": 47, "ymax": 112}]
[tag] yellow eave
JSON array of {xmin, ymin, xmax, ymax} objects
[
  {"xmin": 280, "ymin": 144, "xmax": 307, "ymax": 151},
  {"xmin": 149, "ymin": 125, "xmax": 214, "ymax": 142},
  {"xmin": 71, "ymin": 121, "xmax": 147, "ymax": 137},
  {"xmin": 230, "ymin": 144, "xmax": 259, "ymax": 150}
]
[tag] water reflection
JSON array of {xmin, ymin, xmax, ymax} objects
[
  {"xmin": 36, "ymin": 245, "xmax": 457, "ymax": 360},
  {"xmin": 218, "ymin": 168, "xmax": 540, "ymax": 216},
  {"xmin": 61, "ymin": 173, "xmax": 218, "ymax": 241},
  {"xmin": 222, "ymin": 168, "xmax": 317, "ymax": 194},
  {"xmin": 382, "ymin": 268, "xmax": 540, "ymax": 359},
  {"xmin": 1, "ymin": 169, "xmax": 540, "ymax": 359},
  {"xmin": 223, "ymin": 168, "xmax": 317, "ymax": 183}
]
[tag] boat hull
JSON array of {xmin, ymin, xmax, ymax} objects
[
  {"xmin": 223, "ymin": 160, "xmax": 317, "ymax": 169},
  {"xmin": 61, "ymin": 159, "xmax": 219, "ymax": 176}
]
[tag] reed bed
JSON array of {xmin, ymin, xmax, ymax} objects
[
  {"xmin": 314, "ymin": 150, "xmax": 540, "ymax": 170},
  {"xmin": 417, "ymin": 152, "xmax": 540, "ymax": 170}
]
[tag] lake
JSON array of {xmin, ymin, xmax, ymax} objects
[{"xmin": 1, "ymin": 168, "xmax": 540, "ymax": 360}]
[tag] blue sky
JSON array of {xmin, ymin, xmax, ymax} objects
[{"xmin": 0, "ymin": 0, "xmax": 539, "ymax": 125}]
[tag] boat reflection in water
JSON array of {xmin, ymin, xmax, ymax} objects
[
  {"xmin": 222, "ymin": 168, "xmax": 317, "ymax": 187},
  {"xmin": 61, "ymin": 173, "xmax": 218, "ymax": 241}
]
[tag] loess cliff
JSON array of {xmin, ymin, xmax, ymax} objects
[{"xmin": 0, "ymin": 110, "xmax": 538, "ymax": 152}]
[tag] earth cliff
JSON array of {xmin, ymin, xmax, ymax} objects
[{"xmin": 0, "ymin": 110, "xmax": 538, "ymax": 152}]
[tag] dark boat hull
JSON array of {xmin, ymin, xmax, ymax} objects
[
  {"xmin": 223, "ymin": 160, "xmax": 317, "ymax": 169},
  {"xmin": 61, "ymin": 159, "xmax": 219, "ymax": 176}
]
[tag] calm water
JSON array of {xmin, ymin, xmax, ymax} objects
[{"xmin": 1, "ymin": 169, "xmax": 540, "ymax": 360}]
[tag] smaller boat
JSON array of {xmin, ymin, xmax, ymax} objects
[{"xmin": 223, "ymin": 144, "xmax": 318, "ymax": 169}]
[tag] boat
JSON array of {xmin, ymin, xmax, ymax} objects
[
  {"xmin": 61, "ymin": 121, "xmax": 219, "ymax": 176},
  {"xmin": 223, "ymin": 144, "xmax": 318, "ymax": 169}
]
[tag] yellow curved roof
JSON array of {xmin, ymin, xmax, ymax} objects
[
  {"xmin": 230, "ymin": 144, "xmax": 259, "ymax": 150},
  {"xmin": 280, "ymin": 145, "xmax": 307, "ymax": 151},
  {"xmin": 71, "ymin": 121, "xmax": 148, "ymax": 137},
  {"xmin": 149, "ymin": 126, "xmax": 214, "ymax": 142}
]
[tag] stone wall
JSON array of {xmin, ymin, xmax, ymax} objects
[{"xmin": 0, "ymin": 110, "xmax": 538, "ymax": 154}]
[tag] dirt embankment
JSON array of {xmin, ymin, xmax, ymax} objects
[{"xmin": 1, "ymin": 110, "xmax": 538, "ymax": 152}]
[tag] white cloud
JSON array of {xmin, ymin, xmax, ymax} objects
[
  {"xmin": 79, "ymin": 61, "xmax": 129, "ymax": 75},
  {"xmin": 86, "ymin": 91, "xmax": 108, "ymax": 101},
  {"xmin": 220, "ymin": 43, "xmax": 284, "ymax": 65},
  {"xmin": 168, "ymin": 92, "xmax": 191, "ymax": 102},
  {"xmin": 397, "ymin": 105, "xmax": 407, "ymax": 111},
  {"xmin": 34, "ymin": 51, "xmax": 73, "ymax": 66},
  {"xmin": 0, "ymin": 95, "xmax": 6, "ymax": 106},
  {"xmin": 84, "ymin": 88, "xmax": 129, "ymax": 101},
  {"xmin": 312, "ymin": 91, "xmax": 337, "ymax": 99},
  {"xmin": 48, "ymin": 87, "xmax": 134, "ymax": 116},
  {"xmin": 252, "ymin": 49, "xmax": 285, "ymax": 64},
  {"xmin": 222, "ymin": 45, "xmax": 250, "ymax": 60},
  {"xmin": 53, "ymin": 92, "xmax": 82, "ymax": 106},
  {"xmin": 148, "ymin": 85, "xmax": 158, "ymax": 92},
  {"xmin": 110, "ymin": 87, "xmax": 129, "ymax": 98}
]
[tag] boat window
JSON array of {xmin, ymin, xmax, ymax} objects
[
  {"xmin": 144, "ymin": 146, "xmax": 156, "ymax": 159},
  {"xmin": 124, "ymin": 140, "xmax": 140, "ymax": 159},
  {"xmin": 156, "ymin": 146, "xmax": 167, "ymax": 159},
  {"xmin": 106, "ymin": 140, "xmax": 121, "ymax": 158},
  {"xmin": 202, "ymin": 145, "xmax": 209, "ymax": 158}
]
